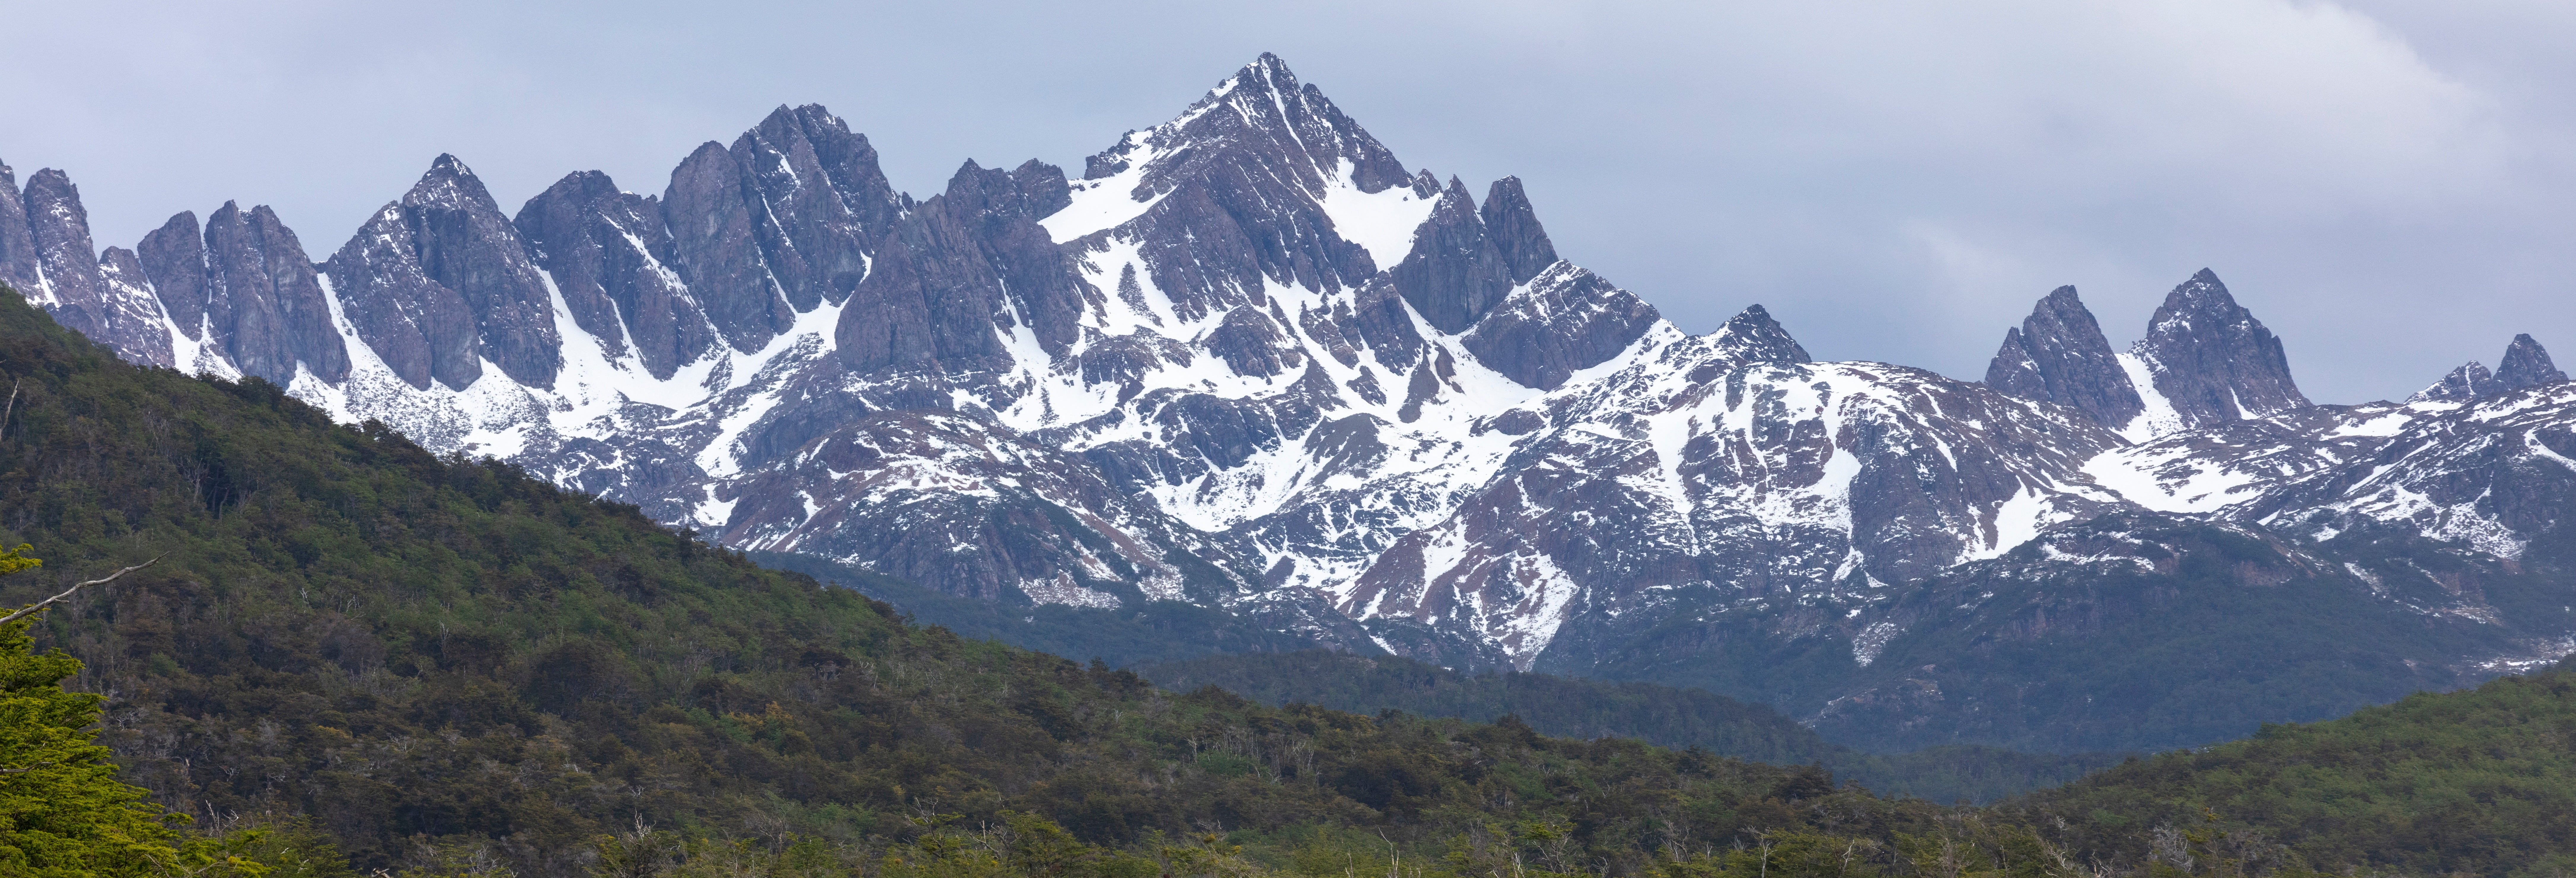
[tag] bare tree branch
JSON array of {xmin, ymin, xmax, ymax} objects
[{"xmin": 0, "ymin": 555, "xmax": 162, "ymax": 625}]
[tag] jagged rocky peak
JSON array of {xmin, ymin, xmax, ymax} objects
[
  {"xmin": 320, "ymin": 155, "xmax": 555, "ymax": 391},
  {"xmin": 1710, "ymin": 304, "xmax": 1811, "ymax": 364},
  {"xmin": 1459, "ymin": 262, "xmax": 1660, "ymax": 391},
  {"xmin": 204, "ymin": 201, "xmax": 350, "ymax": 384},
  {"xmin": 137, "ymin": 212, "xmax": 207, "ymax": 341},
  {"xmin": 2407, "ymin": 335, "xmax": 2569, "ymax": 403},
  {"xmin": 1042, "ymin": 53, "xmax": 1434, "ymax": 314},
  {"xmin": 2409, "ymin": 361, "xmax": 2504, "ymax": 403},
  {"xmin": 1394, "ymin": 177, "xmax": 1513, "ymax": 333},
  {"xmin": 2, "ymin": 166, "xmax": 173, "ymax": 361},
  {"xmin": 2496, "ymin": 333, "xmax": 2568, "ymax": 390},
  {"xmin": 1082, "ymin": 52, "xmax": 1412, "ymax": 197},
  {"xmin": 515, "ymin": 170, "xmax": 713, "ymax": 380},
  {"xmin": 1480, "ymin": 176, "xmax": 1558, "ymax": 285},
  {"xmin": 1983, "ymin": 285, "xmax": 2143, "ymax": 427},
  {"xmin": 729, "ymin": 103, "xmax": 903, "ymax": 311},
  {"xmin": 404, "ymin": 154, "xmax": 564, "ymax": 387},
  {"xmin": 0, "ymin": 161, "xmax": 42, "ymax": 295},
  {"xmin": 2130, "ymin": 268, "xmax": 2307, "ymax": 429}
]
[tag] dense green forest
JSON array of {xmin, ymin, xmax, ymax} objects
[
  {"xmin": 1139, "ymin": 651, "xmax": 2127, "ymax": 804},
  {"xmin": 0, "ymin": 291, "xmax": 2055, "ymax": 876},
  {"xmin": 2011, "ymin": 655, "xmax": 2576, "ymax": 877},
  {"xmin": 9, "ymin": 287, "xmax": 2576, "ymax": 877}
]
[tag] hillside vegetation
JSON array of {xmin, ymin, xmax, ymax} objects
[
  {"xmin": 2017, "ymin": 656, "xmax": 2576, "ymax": 877},
  {"xmin": 0, "ymin": 291, "xmax": 2020, "ymax": 877},
  {"xmin": 1141, "ymin": 651, "xmax": 2126, "ymax": 804},
  {"xmin": 12, "ymin": 286, "xmax": 2576, "ymax": 878}
]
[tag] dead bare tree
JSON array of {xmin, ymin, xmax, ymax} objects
[{"xmin": 0, "ymin": 555, "xmax": 161, "ymax": 625}]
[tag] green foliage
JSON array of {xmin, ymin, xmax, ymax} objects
[
  {"xmin": 0, "ymin": 545, "xmax": 286, "ymax": 877},
  {"xmin": 1141, "ymin": 651, "xmax": 2125, "ymax": 803},
  {"xmin": 0, "ymin": 558, "xmax": 189, "ymax": 875},
  {"xmin": 2019, "ymin": 659, "xmax": 2576, "ymax": 876},
  {"xmin": 0, "ymin": 290, "xmax": 1973, "ymax": 877},
  {"xmin": 751, "ymin": 552, "xmax": 1313, "ymax": 669}
]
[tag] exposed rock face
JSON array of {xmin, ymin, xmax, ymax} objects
[
  {"xmin": 17, "ymin": 169, "xmax": 173, "ymax": 362},
  {"xmin": 93, "ymin": 247, "xmax": 175, "ymax": 366},
  {"xmin": 664, "ymin": 141, "xmax": 799, "ymax": 351},
  {"xmin": 322, "ymin": 202, "xmax": 483, "ymax": 390},
  {"xmin": 0, "ymin": 162, "xmax": 40, "ymax": 294},
  {"xmin": 514, "ymin": 171, "xmax": 715, "ymax": 380},
  {"xmin": 1461, "ymin": 263, "xmax": 1660, "ymax": 391},
  {"xmin": 1480, "ymin": 177, "xmax": 1558, "ymax": 285},
  {"xmin": 400, "ymin": 155, "xmax": 563, "ymax": 387},
  {"xmin": 45, "ymin": 53, "xmax": 2576, "ymax": 754},
  {"xmin": 2403, "ymin": 336, "xmax": 2564, "ymax": 404},
  {"xmin": 2408, "ymin": 361, "xmax": 2504, "ymax": 403},
  {"xmin": 2496, "ymin": 334, "xmax": 2568, "ymax": 390},
  {"xmin": 2129, "ymin": 269, "xmax": 2308, "ymax": 430},
  {"xmin": 1392, "ymin": 178, "xmax": 1513, "ymax": 333},
  {"xmin": 729, "ymin": 105, "xmax": 904, "ymax": 311},
  {"xmin": 203, "ymin": 202, "xmax": 348, "ymax": 384},
  {"xmin": 1983, "ymin": 286, "xmax": 2142, "ymax": 427},
  {"xmin": 137, "ymin": 212, "xmax": 208, "ymax": 339},
  {"xmin": 1051, "ymin": 51, "xmax": 1429, "ymax": 325}
]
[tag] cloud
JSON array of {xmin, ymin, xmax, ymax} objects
[{"xmin": 3, "ymin": 0, "xmax": 2567, "ymax": 402}]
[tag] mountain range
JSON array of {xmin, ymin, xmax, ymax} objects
[{"xmin": 6, "ymin": 53, "xmax": 2573, "ymax": 754}]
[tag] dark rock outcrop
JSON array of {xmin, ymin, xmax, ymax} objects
[
  {"xmin": 1709, "ymin": 304, "xmax": 1811, "ymax": 365},
  {"xmin": 204, "ymin": 202, "xmax": 348, "ymax": 384},
  {"xmin": 836, "ymin": 159, "xmax": 1083, "ymax": 375},
  {"xmin": 729, "ymin": 105, "xmax": 901, "ymax": 311},
  {"xmin": 137, "ymin": 212, "xmax": 208, "ymax": 340},
  {"xmin": 516, "ymin": 171, "xmax": 717, "ymax": 379},
  {"xmin": 1065, "ymin": 53, "xmax": 1426, "ymax": 322},
  {"xmin": 2409, "ymin": 361, "xmax": 2504, "ymax": 403},
  {"xmin": 398, "ymin": 155, "xmax": 563, "ymax": 387},
  {"xmin": 1480, "ymin": 176, "xmax": 1558, "ymax": 285},
  {"xmin": 1983, "ymin": 286, "xmax": 2143, "ymax": 427},
  {"xmin": 2131, "ymin": 269, "xmax": 2306, "ymax": 428},
  {"xmin": 19, "ymin": 170, "xmax": 108, "ymax": 334},
  {"xmin": 1391, "ymin": 178, "xmax": 1512, "ymax": 334},
  {"xmin": 94, "ymin": 247, "xmax": 174, "ymax": 366},
  {"xmin": 0, "ymin": 162, "xmax": 40, "ymax": 293},
  {"xmin": 664, "ymin": 141, "xmax": 799, "ymax": 352},
  {"xmin": 321, "ymin": 202, "xmax": 483, "ymax": 390},
  {"xmin": 1461, "ymin": 263, "xmax": 1660, "ymax": 390},
  {"xmin": 2496, "ymin": 334, "xmax": 2568, "ymax": 390}
]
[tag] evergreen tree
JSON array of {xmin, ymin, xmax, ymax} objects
[{"xmin": 0, "ymin": 544, "xmax": 269, "ymax": 876}]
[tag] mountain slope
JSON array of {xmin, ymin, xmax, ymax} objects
[
  {"xmin": 2017, "ymin": 657, "xmax": 2576, "ymax": 877},
  {"xmin": 12, "ymin": 54, "xmax": 2576, "ymax": 756},
  {"xmin": 0, "ymin": 288, "xmax": 2007, "ymax": 877},
  {"xmin": 1136, "ymin": 650, "xmax": 2126, "ymax": 804}
]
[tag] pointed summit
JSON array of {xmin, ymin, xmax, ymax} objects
[
  {"xmin": 1480, "ymin": 177, "xmax": 1559, "ymax": 285},
  {"xmin": 323, "ymin": 155, "xmax": 561, "ymax": 388},
  {"xmin": 1711, "ymin": 304, "xmax": 1812, "ymax": 365},
  {"xmin": 2496, "ymin": 333, "xmax": 2568, "ymax": 390},
  {"xmin": 2409, "ymin": 361, "xmax": 2505, "ymax": 403},
  {"xmin": 0, "ymin": 161, "xmax": 41, "ymax": 294},
  {"xmin": 2129, "ymin": 269, "xmax": 2307, "ymax": 429},
  {"xmin": 1039, "ymin": 53, "xmax": 1437, "ymax": 315},
  {"xmin": 1984, "ymin": 285, "xmax": 2143, "ymax": 427}
]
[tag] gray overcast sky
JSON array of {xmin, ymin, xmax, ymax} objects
[{"xmin": 5, "ymin": 1, "xmax": 2570, "ymax": 403}]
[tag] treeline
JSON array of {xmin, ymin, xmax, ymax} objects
[
  {"xmin": 1139, "ymin": 651, "xmax": 2127, "ymax": 804},
  {"xmin": 9, "ymin": 287, "xmax": 2576, "ymax": 878},
  {"xmin": 2012, "ymin": 654, "xmax": 2576, "ymax": 877},
  {"xmin": 0, "ymin": 290, "xmax": 2004, "ymax": 876}
]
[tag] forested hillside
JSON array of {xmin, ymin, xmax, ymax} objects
[
  {"xmin": 0, "ymin": 290, "xmax": 2009, "ymax": 877},
  {"xmin": 1141, "ymin": 651, "xmax": 2125, "ymax": 804},
  {"xmin": 2014, "ymin": 656, "xmax": 2576, "ymax": 877},
  {"xmin": 16, "ymin": 284, "xmax": 2576, "ymax": 878}
]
